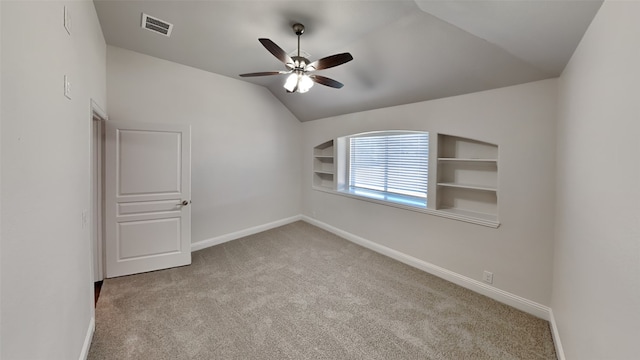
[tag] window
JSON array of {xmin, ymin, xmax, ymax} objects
[{"xmin": 344, "ymin": 132, "xmax": 429, "ymax": 208}]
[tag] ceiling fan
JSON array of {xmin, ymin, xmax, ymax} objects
[{"xmin": 239, "ymin": 23, "xmax": 353, "ymax": 93}]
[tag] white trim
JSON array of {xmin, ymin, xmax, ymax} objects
[
  {"xmin": 549, "ymin": 309, "xmax": 566, "ymax": 360},
  {"xmin": 301, "ymin": 215, "xmax": 550, "ymax": 320},
  {"xmin": 79, "ymin": 316, "xmax": 95, "ymax": 360},
  {"xmin": 90, "ymin": 100, "xmax": 106, "ymax": 282},
  {"xmin": 90, "ymin": 99, "xmax": 107, "ymax": 121},
  {"xmin": 191, "ymin": 215, "xmax": 303, "ymax": 252}
]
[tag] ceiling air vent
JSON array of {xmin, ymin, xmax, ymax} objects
[{"xmin": 141, "ymin": 13, "xmax": 173, "ymax": 37}]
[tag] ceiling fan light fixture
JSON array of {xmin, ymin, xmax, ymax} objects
[
  {"xmin": 284, "ymin": 73, "xmax": 314, "ymax": 93},
  {"xmin": 298, "ymin": 74, "xmax": 314, "ymax": 93},
  {"xmin": 284, "ymin": 73, "xmax": 298, "ymax": 92},
  {"xmin": 240, "ymin": 23, "xmax": 352, "ymax": 93}
]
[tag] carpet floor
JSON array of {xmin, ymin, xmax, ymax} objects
[{"xmin": 88, "ymin": 221, "xmax": 556, "ymax": 359}]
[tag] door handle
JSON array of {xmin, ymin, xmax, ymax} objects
[{"xmin": 180, "ymin": 200, "xmax": 191, "ymax": 206}]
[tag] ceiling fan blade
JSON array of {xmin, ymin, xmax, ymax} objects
[
  {"xmin": 258, "ymin": 38, "xmax": 294, "ymax": 68},
  {"xmin": 310, "ymin": 75, "xmax": 344, "ymax": 89},
  {"xmin": 239, "ymin": 71, "xmax": 288, "ymax": 77},
  {"xmin": 306, "ymin": 53, "xmax": 353, "ymax": 71}
]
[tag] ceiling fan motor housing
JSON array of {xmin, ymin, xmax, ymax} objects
[
  {"xmin": 293, "ymin": 23, "xmax": 305, "ymax": 36},
  {"xmin": 292, "ymin": 56, "xmax": 310, "ymax": 71}
]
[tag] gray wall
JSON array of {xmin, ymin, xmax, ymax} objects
[
  {"xmin": 106, "ymin": 46, "xmax": 302, "ymax": 244},
  {"xmin": 554, "ymin": 1, "xmax": 640, "ymax": 358},
  {"xmin": 302, "ymin": 79, "xmax": 558, "ymax": 306},
  {"xmin": 1, "ymin": 0, "xmax": 106, "ymax": 358}
]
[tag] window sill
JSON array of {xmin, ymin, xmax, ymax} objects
[
  {"xmin": 344, "ymin": 187, "xmax": 427, "ymax": 209},
  {"xmin": 312, "ymin": 186, "xmax": 500, "ymax": 228}
]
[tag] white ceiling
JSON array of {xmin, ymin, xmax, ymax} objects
[{"xmin": 94, "ymin": 0, "xmax": 602, "ymax": 122}]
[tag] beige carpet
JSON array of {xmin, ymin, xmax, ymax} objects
[{"xmin": 88, "ymin": 221, "xmax": 556, "ymax": 359}]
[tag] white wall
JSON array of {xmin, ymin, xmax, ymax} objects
[
  {"xmin": 1, "ymin": 1, "xmax": 106, "ymax": 359},
  {"xmin": 553, "ymin": 1, "xmax": 640, "ymax": 359},
  {"xmin": 302, "ymin": 79, "xmax": 557, "ymax": 306},
  {"xmin": 106, "ymin": 46, "xmax": 302, "ymax": 243}
]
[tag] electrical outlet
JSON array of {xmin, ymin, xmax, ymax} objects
[{"xmin": 483, "ymin": 271, "xmax": 494, "ymax": 284}]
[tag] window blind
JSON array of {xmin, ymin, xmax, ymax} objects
[{"xmin": 349, "ymin": 133, "xmax": 429, "ymax": 199}]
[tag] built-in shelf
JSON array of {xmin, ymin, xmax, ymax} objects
[
  {"xmin": 311, "ymin": 134, "xmax": 500, "ymax": 228},
  {"xmin": 313, "ymin": 140, "xmax": 335, "ymax": 190},
  {"xmin": 437, "ymin": 182, "xmax": 497, "ymax": 192},
  {"xmin": 313, "ymin": 140, "xmax": 334, "ymax": 157},
  {"xmin": 314, "ymin": 170, "xmax": 334, "ymax": 175},
  {"xmin": 436, "ymin": 134, "xmax": 499, "ymax": 225},
  {"xmin": 438, "ymin": 158, "xmax": 497, "ymax": 163}
]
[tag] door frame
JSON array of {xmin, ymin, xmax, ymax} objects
[{"xmin": 90, "ymin": 99, "xmax": 107, "ymax": 282}]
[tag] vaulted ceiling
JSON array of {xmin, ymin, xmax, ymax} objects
[{"xmin": 94, "ymin": 0, "xmax": 602, "ymax": 122}]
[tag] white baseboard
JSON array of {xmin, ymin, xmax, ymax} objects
[
  {"xmin": 79, "ymin": 316, "xmax": 95, "ymax": 360},
  {"xmin": 301, "ymin": 215, "xmax": 551, "ymax": 321},
  {"xmin": 549, "ymin": 309, "xmax": 566, "ymax": 360},
  {"xmin": 191, "ymin": 215, "xmax": 303, "ymax": 252}
]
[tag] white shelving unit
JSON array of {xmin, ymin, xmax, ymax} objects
[
  {"xmin": 436, "ymin": 182, "xmax": 497, "ymax": 192},
  {"xmin": 313, "ymin": 140, "xmax": 335, "ymax": 190},
  {"xmin": 436, "ymin": 135, "xmax": 499, "ymax": 225}
]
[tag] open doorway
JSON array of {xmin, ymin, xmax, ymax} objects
[{"xmin": 90, "ymin": 100, "xmax": 107, "ymax": 304}]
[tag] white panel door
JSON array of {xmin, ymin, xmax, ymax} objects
[{"xmin": 105, "ymin": 121, "xmax": 191, "ymax": 278}]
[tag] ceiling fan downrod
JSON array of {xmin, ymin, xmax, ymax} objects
[{"xmin": 293, "ymin": 23, "xmax": 305, "ymax": 59}]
